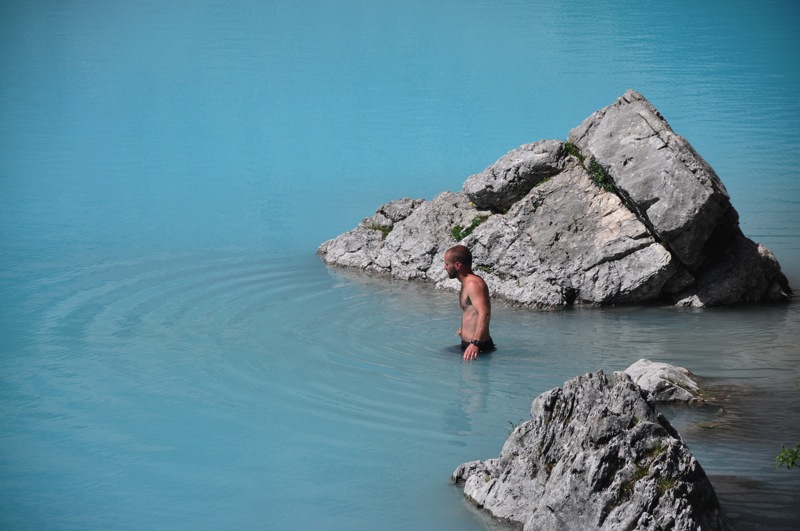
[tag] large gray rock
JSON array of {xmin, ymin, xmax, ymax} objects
[
  {"xmin": 463, "ymin": 166, "xmax": 677, "ymax": 307},
  {"xmin": 568, "ymin": 89, "xmax": 730, "ymax": 269},
  {"xmin": 451, "ymin": 371, "xmax": 729, "ymax": 531},
  {"xmin": 318, "ymin": 90, "xmax": 791, "ymax": 308}
]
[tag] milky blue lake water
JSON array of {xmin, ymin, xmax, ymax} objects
[{"xmin": 2, "ymin": 1, "xmax": 799, "ymax": 529}]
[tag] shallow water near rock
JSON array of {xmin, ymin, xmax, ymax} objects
[{"xmin": 2, "ymin": 0, "xmax": 799, "ymax": 529}]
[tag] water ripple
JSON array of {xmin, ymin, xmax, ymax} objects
[{"xmin": 4, "ymin": 251, "xmax": 800, "ymax": 529}]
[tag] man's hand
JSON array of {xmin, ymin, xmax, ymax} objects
[{"xmin": 463, "ymin": 344, "xmax": 479, "ymax": 361}]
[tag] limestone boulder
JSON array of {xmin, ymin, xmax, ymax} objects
[
  {"xmin": 318, "ymin": 90, "xmax": 791, "ymax": 307},
  {"xmin": 451, "ymin": 371, "xmax": 729, "ymax": 530},
  {"xmin": 568, "ymin": 89, "xmax": 731, "ymax": 269}
]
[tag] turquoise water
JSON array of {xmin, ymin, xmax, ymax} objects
[{"xmin": 2, "ymin": 1, "xmax": 799, "ymax": 529}]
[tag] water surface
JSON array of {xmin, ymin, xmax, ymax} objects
[{"xmin": 2, "ymin": 1, "xmax": 799, "ymax": 529}]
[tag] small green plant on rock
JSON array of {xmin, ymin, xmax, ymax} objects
[
  {"xmin": 619, "ymin": 464, "xmax": 649, "ymax": 502},
  {"xmin": 652, "ymin": 442, "xmax": 667, "ymax": 457},
  {"xmin": 776, "ymin": 443, "xmax": 800, "ymax": 470},
  {"xmin": 367, "ymin": 223, "xmax": 393, "ymax": 239},
  {"xmin": 588, "ymin": 157, "xmax": 615, "ymax": 192},
  {"xmin": 451, "ymin": 215, "xmax": 489, "ymax": 241},
  {"xmin": 564, "ymin": 141, "xmax": 586, "ymax": 164},
  {"xmin": 656, "ymin": 476, "xmax": 678, "ymax": 495}
]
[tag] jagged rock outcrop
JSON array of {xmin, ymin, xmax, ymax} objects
[
  {"xmin": 462, "ymin": 139, "xmax": 571, "ymax": 211},
  {"xmin": 451, "ymin": 371, "xmax": 729, "ymax": 531},
  {"xmin": 318, "ymin": 89, "xmax": 791, "ymax": 308},
  {"xmin": 624, "ymin": 359, "xmax": 701, "ymax": 403}
]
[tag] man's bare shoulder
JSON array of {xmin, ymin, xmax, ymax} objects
[
  {"xmin": 464, "ymin": 273, "xmax": 489, "ymax": 293},
  {"xmin": 468, "ymin": 272, "xmax": 487, "ymax": 284}
]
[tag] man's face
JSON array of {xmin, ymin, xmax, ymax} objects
[{"xmin": 444, "ymin": 254, "xmax": 458, "ymax": 279}]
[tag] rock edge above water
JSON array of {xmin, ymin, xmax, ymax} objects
[
  {"xmin": 318, "ymin": 90, "xmax": 791, "ymax": 308},
  {"xmin": 451, "ymin": 366, "xmax": 729, "ymax": 531}
]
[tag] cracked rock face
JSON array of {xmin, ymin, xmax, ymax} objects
[
  {"xmin": 318, "ymin": 90, "xmax": 791, "ymax": 308},
  {"xmin": 567, "ymin": 89, "xmax": 731, "ymax": 270},
  {"xmin": 451, "ymin": 371, "xmax": 730, "ymax": 531}
]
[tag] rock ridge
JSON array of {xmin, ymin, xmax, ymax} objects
[
  {"xmin": 318, "ymin": 90, "xmax": 791, "ymax": 308},
  {"xmin": 451, "ymin": 369, "xmax": 730, "ymax": 530}
]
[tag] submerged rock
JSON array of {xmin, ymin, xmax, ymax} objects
[
  {"xmin": 450, "ymin": 371, "xmax": 729, "ymax": 531},
  {"xmin": 318, "ymin": 90, "xmax": 791, "ymax": 308}
]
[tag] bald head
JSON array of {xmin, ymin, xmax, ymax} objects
[{"xmin": 446, "ymin": 245, "xmax": 472, "ymax": 269}]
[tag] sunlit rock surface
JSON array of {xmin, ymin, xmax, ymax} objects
[
  {"xmin": 318, "ymin": 90, "xmax": 791, "ymax": 308},
  {"xmin": 624, "ymin": 358, "xmax": 702, "ymax": 403},
  {"xmin": 451, "ymin": 370, "xmax": 730, "ymax": 531}
]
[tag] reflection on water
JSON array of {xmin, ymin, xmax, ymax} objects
[{"xmin": 443, "ymin": 358, "xmax": 492, "ymax": 444}]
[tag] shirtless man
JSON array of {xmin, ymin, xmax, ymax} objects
[{"xmin": 444, "ymin": 245, "xmax": 494, "ymax": 360}]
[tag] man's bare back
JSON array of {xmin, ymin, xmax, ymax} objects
[{"xmin": 444, "ymin": 245, "xmax": 493, "ymax": 360}]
